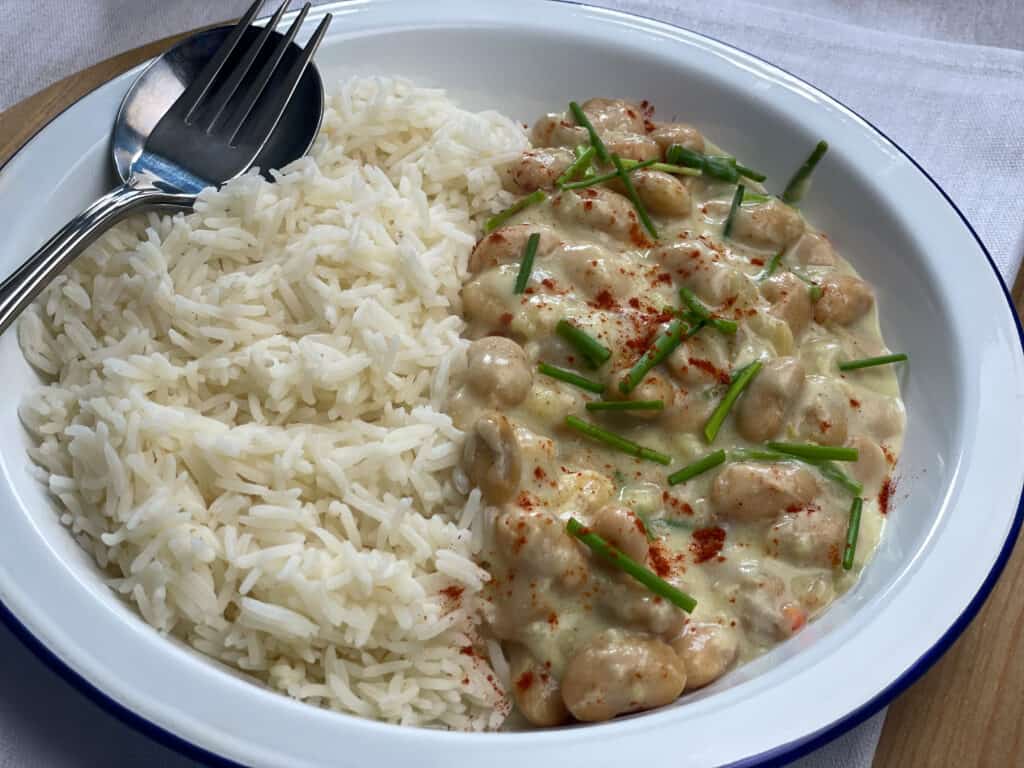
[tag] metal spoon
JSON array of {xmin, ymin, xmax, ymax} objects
[{"xmin": 0, "ymin": 1, "xmax": 331, "ymax": 335}]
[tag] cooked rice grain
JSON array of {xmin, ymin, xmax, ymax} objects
[{"xmin": 18, "ymin": 77, "xmax": 528, "ymax": 730}]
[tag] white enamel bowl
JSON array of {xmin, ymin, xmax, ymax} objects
[{"xmin": 0, "ymin": 2, "xmax": 1021, "ymax": 766}]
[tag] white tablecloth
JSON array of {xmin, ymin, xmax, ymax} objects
[{"xmin": 0, "ymin": 2, "xmax": 1022, "ymax": 767}]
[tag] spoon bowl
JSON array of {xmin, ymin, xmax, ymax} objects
[{"xmin": 113, "ymin": 23, "xmax": 324, "ymax": 192}]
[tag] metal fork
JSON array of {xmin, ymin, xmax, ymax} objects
[{"xmin": 0, "ymin": 1, "xmax": 332, "ymax": 336}]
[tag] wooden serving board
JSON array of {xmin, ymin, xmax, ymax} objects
[{"xmin": 1, "ymin": 30, "xmax": 1022, "ymax": 768}]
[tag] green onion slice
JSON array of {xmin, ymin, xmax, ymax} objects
[
  {"xmin": 668, "ymin": 449, "xmax": 727, "ymax": 485},
  {"xmin": 565, "ymin": 415, "xmax": 671, "ymax": 465},
  {"xmin": 759, "ymin": 250, "xmax": 784, "ymax": 280},
  {"xmin": 838, "ymin": 353, "xmax": 908, "ymax": 371},
  {"xmin": 703, "ymin": 359, "xmax": 761, "ymax": 442},
  {"xmin": 567, "ymin": 517, "xmax": 697, "ymax": 612},
  {"xmin": 611, "ymin": 153, "xmax": 658, "ymax": 239},
  {"xmin": 556, "ymin": 319, "xmax": 611, "ymax": 369},
  {"xmin": 484, "ymin": 189, "xmax": 546, "ymax": 233},
  {"xmin": 586, "ymin": 399, "xmax": 664, "ymax": 412},
  {"xmin": 513, "ymin": 232, "xmax": 540, "ymax": 294},
  {"xmin": 766, "ymin": 441, "xmax": 859, "ymax": 462},
  {"xmin": 842, "ymin": 497, "xmax": 864, "ymax": 570},
  {"xmin": 735, "ymin": 162, "xmax": 767, "ymax": 182},
  {"xmin": 620, "ymin": 158, "xmax": 701, "ymax": 177},
  {"xmin": 560, "ymin": 159, "xmax": 657, "ymax": 191},
  {"xmin": 619, "ymin": 317, "xmax": 694, "ymax": 395},
  {"xmin": 569, "ymin": 101, "xmax": 610, "ymax": 164},
  {"xmin": 678, "ymin": 285, "xmax": 738, "ymax": 335},
  {"xmin": 537, "ymin": 363, "xmax": 604, "ymax": 394},
  {"xmin": 782, "ymin": 140, "xmax": 829, "ymax": 204},
  {"xmin": 722, "ymin": 184, "xmax": 745, "ymax": 239},
  {"xmin": 556, "ymin": 145, "xmax": 597, "ymax": 185}
]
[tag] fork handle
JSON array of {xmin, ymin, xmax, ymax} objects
[{"xmin": 0, "ymin": 183, "xmax": 194, "ymax": 336}]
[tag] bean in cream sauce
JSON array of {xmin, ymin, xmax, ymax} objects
[{"xmin": 451, "ymin": 98, "xmax": 905, "ymax": 726}]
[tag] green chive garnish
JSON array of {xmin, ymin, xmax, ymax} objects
[
  {"xmin": 537, "ymin": 363, "xmax": 604, "ymax": 394},
  {"xmin": 735, "ymin": 163, "xmax": 767, "ymax": 183},
  {"xmin": 586, "ymin": 399, "xmax": 664, "ymax": 412},
  {"xmin": 791, "ymin": 270, "xmax": 822, "ymax": 301},
  {"xmin": 726, "ymin": 448, "xmax": 863, "ymax": 495},
  {"xmin": 722, "ymin": 184, "xmax": 745, "ymax": 240},
  {"xmin": 620, "ymin": 158, "xmax": 701, "ymax": 177},
  {"xmin": 568, "ymin": 101, "xmax": 610, "ymax": 164},
  {"xmin": 565, "ymin": 415, "xmax": 671, "ymax": 465},
  {"xmin": 484, "ymin": 189, "xmax": 546, "ymax": 233},
  {"xmin": 678, "ymin": 286, "xmax": 738, "ymax": 335},
  {"xmin": 703, "ymin": 360, "xmax": 761, "ymax": 442},
  {"xmin": 556, "ymin": 145, "xmax": 596, "ymax": 185},
  {"xmin": 556, "ymin": 319, "xmax": 611, "ymax": 369},
  {"xmin": 513, "ymin": 232, "xmax": 540, "ymax": 294},
  {"xmin": 567, "ymin": 517, "xmax": 696, "ymax": 612},
  {"xmin": 619, "ymin": 317, "xmax": 694, "ymax": 395},
  {"xmin": 782, "ymin": 140, "xmax": 829, "ymax": 204},
  {"xmin": 766, "ymin": 442, "xmax": 859, "ymax": 462},
  {"xmin": 666, "ymin": 146, "xmax": 740, "ymax": 183},
  {"xmin": 742, "ymin": 191, "xmax": 773, "ymax": 204},
  {"xmin": 842, "ymin": 497, "xmax": 863, "ymax": 570},
  {"xmin": 668, "ymin": 449, "xmax": 727, "ymax": 485},
  {"xmin": 759, "ymin": 250, "xmax": 784, "ymax": 280},
  {"xmin": 816, "ymin": 461, "xmax": 864, "ymax": 495},
  {"xmin": 560, "ymin": 158, "xmax": 657, "ymax": 191},
  {"xmin": 611, "ymin": 153, "xmax": 658, "ymax": 239},
  {"xmin": 838, "ymin": 353, "xmax": 908, "ymax": 371}
]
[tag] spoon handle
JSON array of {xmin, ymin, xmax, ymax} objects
[{"xmin": 0, "ymin": 183, "xmax": 194, "ymax": 336}]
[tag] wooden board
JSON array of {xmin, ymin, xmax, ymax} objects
[{"xmin": 1, "ymin": 31, "xmax": 1022, "ymax": 768}]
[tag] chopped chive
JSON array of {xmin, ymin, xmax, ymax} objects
[
  {"xmin": 619, "ymin": 317, "xmax": 691, "ymax": 395},
  {"xmin": 766, "ymin": 442, "xmax": 859, "ymax": 462},
  {"xmin": 513, "ymin": 232, "xmax": 540, "ymax": 294},
  {"xmin": 620, "ymin": 158, "xmax": 701, "ymax": 177},
  {"xmin": 665, "ymin": 145, "xmax": 707, "ymax": 171},
  {"xmin": 704, "ymin": 155, "xmax": 741, "ymax": 183},
  {"xmin": 782, "ymin": 140, "xmax": 829, "ymax": 204},
  {"xmin": 537, "ymin": 363, "xmax": 605, "ymax": 394},
  {"xmin": 722, "ymin": 184, "xmax": 746, "ymax": 240},
  {"xmin": 735, "ymin": 162, "xmax": 767, "ymax": 182},
  {"xmin": 678, "ymin": 286, "xmax": 738, "ymax": 335},
  {"xmin": 791, "ymin": 270, "xmax": 823, "ymax": 301},
  {"xmin": 586, "ymin": 399, "xmax": 664, "ymax": 412},
  {"xmin": 726, "ymin": 448, "xmax": 863, "ymax": 495},
  {"xmin": 759, "ymin": 250, "xmax": 784, "ymax": 280},
  {"xmin": 703, "ymin": 359, "xmax": 761, "ymax": 442},
  {"xmin": 556, "ymin": 145, "xmax": 597, "ymax": 185},
  {"xmin": 668, "ymin": 449, "xmax": 727, "ymax": 485},
  {"xmin": 838, "ymin": 353, "xmax": 908, "ymax": 371},
  {"xmin": 556, "ymin": 319, "xmax": 611, "ymax": 369},
  {"xmin": 567, "ymin": 517, "xmax": 696, "ymax": 612},
  {"xmin": 560, "ymin": 159, "xmax": 657, "ymax": 191},
  {"xmin": 727, "ymin": 447, "xmax": 790, "ymax": 463},
  {"xmin": 484, "ymin": 189, "xmax": 546, "ymax": 233},
  {"xmin": 569, "ymin": 101, "xmax": 610, "ymax": 164},
  {"xmin": 611, "ymin": 153, "xmax": 658, "ymax": 239},
  {"xmin": 742, "ymin": 191, "xmax": 773, "ymax": 204},
  {"xmin": 842, "ymin": 497, "xmax": 864, "ymax": 570},
  {"xmin": 812, "ymin": 461, "xmax": 864, "ymax": 496},
  {"xmin": 565, "ymin": 415, "xmax": 671, "ymax": 465}
]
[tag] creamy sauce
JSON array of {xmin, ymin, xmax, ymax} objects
[{"xmin": 451, "ymin": 98, "xmax": 905, "ymax": 726}]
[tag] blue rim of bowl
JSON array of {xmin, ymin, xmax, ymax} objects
[{"xmin": 0, "ymin": 3, "xmax": 1021, "ymax": 767}]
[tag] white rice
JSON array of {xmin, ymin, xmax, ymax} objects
[{"xmin": 17, "ymin": 76, "xmax": 529, "ymax": 730}]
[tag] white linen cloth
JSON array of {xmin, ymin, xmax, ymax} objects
[{"xmin": 0, "ymin": 2, "xmax": 1021, "ymax": 766}]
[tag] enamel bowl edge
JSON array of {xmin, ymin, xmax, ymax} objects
[{"xmin": 0, "ymin": 2, "xmax": 1021, "ymax": 767}]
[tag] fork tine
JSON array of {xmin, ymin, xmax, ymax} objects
[
  {"xmin": 229, "ymin": 10, "xmax": 331, "ymax": 147},
  {"xmin": 180, "ymin": 0, "xmax": 263, "ymax": 124},
  {"xmin": 221, "ymin": 2, "xmax": 311, "ymax": 141},
  {"xmin": 202, "ymin": 1, "xmax": 290, "ymax": 133}
]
